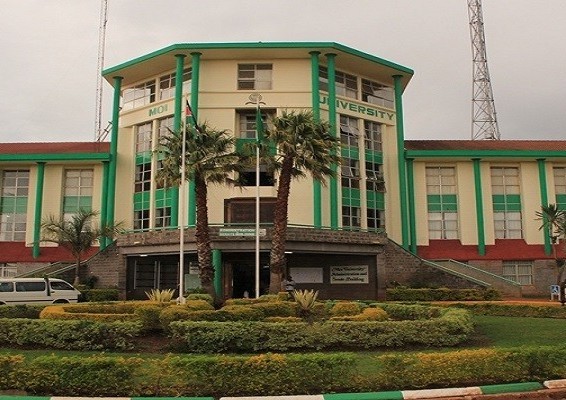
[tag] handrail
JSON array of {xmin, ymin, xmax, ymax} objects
[{"xmin": 443, "ymin": 258, "xmax": 521, "ymax": 287}]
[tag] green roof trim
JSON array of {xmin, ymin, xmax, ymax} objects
[
  {"xmin": 0, "ymin": 152, "xmax": 110, "ymax": 162},
  {"xmin": 406, "ymin": 149, "xmax": 566, "ymax": 158},
  {"xmin": 103, "ymin": 42, "xmax": 414, "ymax": 77}
]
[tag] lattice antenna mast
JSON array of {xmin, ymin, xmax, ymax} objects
[
  {"xmin": 468, "ymin": 0, "xmax": 500, "ymax": 140},
  {"xmin": 95, "ymin": 0, "xmax": 109, "ymax": 142}
]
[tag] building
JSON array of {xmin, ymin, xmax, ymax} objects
[{"xmin": 0, "ymin": 42, "xmax": 561, "ymax": 299}]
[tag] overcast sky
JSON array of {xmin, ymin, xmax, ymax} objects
[{"xmin": 0, "ymin": 1, "xmax": 564, "ymax": 143}]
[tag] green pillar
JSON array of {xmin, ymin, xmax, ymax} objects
[
  {"xmin": 326, "ymin": 53, "xmax": 338, "ymax": 229},
  {"xmin": 310, "ymin": 51, "xmax": 322, "ymax": 228},
  {"xmin": 100, "ymin": 161, "xmax": 109, "ymax": 249},
  {"xmin": 537, "ymin": 158, "xmax": 552, "ymax": 255},
  {"xmin": 473, "ymin": 158, "xmax": 486, "ymax": 256},
  {"xmin": 393, "ymin": 75, "xmax": 409, "ymax": 249},
  {"xmin": 106, "ymin": 76, "xmax": 122, "ymax": 230},
  {"xmin": 170, "ymin": 54, "xmax": 186, "ymax": 227},
  {"xmin": 212, "ymin": 249, "xmax": 222, "ymax": 299},
  {"xmin": 32, "ymin": 162, "xmax": 45, "ymax": 258},
  {"xmin": 406, "ymin": 158, "xmax": 417, "ymax": 254},
  {"xmin": 188, "ymin": 52, "xmax": 201, "ymax": 227}
]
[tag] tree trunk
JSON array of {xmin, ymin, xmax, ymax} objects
[
  {"xmin": 73, "ymin": 256, "xmax": 81, "ymax": 286},
  {"xmin": 269, "ymin": 156, "xmax": 294, "ymax": 294},
  {"xmin": 194, "ymin": 176, "xmax": 215, "ymax": 301}
]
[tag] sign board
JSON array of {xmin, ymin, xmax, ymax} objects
[
  {"xmin": 219, "ymin": 228, "xmax": 266, "ymax": 237},
  {"xmin": 290, "ymin": 267, "xmax": 324, "ymax": 284},
  {"xmin": 330, "ymin": 265, "xmax": 369, "ymax": 284}
]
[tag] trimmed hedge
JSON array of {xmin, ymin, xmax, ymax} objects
[
  {"xmin": 0, "ymin": 353, "xmax": 355, "ymax": 397},
  {"xmin": 446, "ymin": 302, "xmax": 566, "ymax": 318},
  {"xmin": 169, "ymin": 307, "xmax": 474, "ymax": 353},
  {"xmin": 0, "ymin": 318, "xmax": 141, "ymax": 350},
  {"xmin": 80, "ymin": 288, "xmax": 120, "ymax": 302},
  {"xmin": 0, "ymin": 304, "xmax": 44, "ymax": 319},
  {"xmin": 386, "ymin": 287, "xmax": 501, "ymax": 301}
]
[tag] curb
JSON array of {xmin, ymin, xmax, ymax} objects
[{"xmin": 1, "ymin": 381, "xmax": 566, "ymax": 400}]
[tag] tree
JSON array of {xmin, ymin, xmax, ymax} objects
[
  {"xmin": 157, "ymin": 123, "xmax": 242, "ymax": 301},
  {"xmin": 41, "ymin": 209, "xmax": 120, "ymax": 286},
  {"xmin": 263, "ymin": 110, "xmax": 340, "ymax": 293},
  {"xmin": 536, "ymin": 204, "xmax": 566, "ymax": 285}
]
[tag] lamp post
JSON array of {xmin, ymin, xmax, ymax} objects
[
  {"xmin": 246, "ymin": 93, "xmax": 265, "ymax": 298},
  {"xmin": 178, "ymin": 116, "xmax": 188, "ymax": 305}
]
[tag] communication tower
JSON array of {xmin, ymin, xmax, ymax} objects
[
  {"xmin": 95, "ymin": 0, "xmax": 109, "ymax": 142},
  {"xmin": 468, "ymin": 0, "xmax": 500, "ymax": 140}
]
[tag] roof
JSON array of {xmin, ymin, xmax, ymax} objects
[
  {"xmin": 0, "ymin": 142, "xmax": 109, "ymax": 155},
  {"xmin": 405, "ymin": 140, "xmax": 566, "ymax": 159},
  {"xmin": 0, "ymin": 142, "xmax": 110, "ymax": 162},
  {"xmin": 103, "ymin": 41, "xmax": 413, "ymax": 90},
  {"xmin": 405, "ymin": 140, "xmax": 566, "ymax": 151},
  {"xmin": 0, "ymin": 242, "xmax": 99, "ymax": 264}
]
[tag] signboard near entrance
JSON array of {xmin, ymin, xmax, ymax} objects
[
  {"xmin": 330, "ymin": 265, "xmax": 369, "ymax": 284},
  {"xmin": 290, "ymin": 267, "xmax": 323, "ymax": 283},
  {"xmin": 219, "ymin": 228, "xmax": 266, "ymax": 237}
]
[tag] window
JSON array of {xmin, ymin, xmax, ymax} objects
[
  {"xmin": 50, "ymin": 280, "xmax": 75, "ymax": 290},
  {"xmin": 364, "ymin": 121, "xmax": 382, "ymax": 152},
  {"xmin": 367, "ymin": 208, "xmax": 385, "ymax": 231},
  {"xmin": 135, "ymin": 163, "xmax": 152, "ymax": 193},
  {"xmin": 366, "ymin": 162, "xmax": 384, "ymax": 192},
  {"xmin": 133, "ymin": 259, "xmax": 178, "ymax": 290},
  {"xmin": 16, "ymin": 281, "xmax": 45, "ymax": 292},
  {"xmin": 342, "ymin": 205, "xmax": 361, "ymax": 228},
  {"xmin": 238, "ymin": 64, "xmax": 272, "ymax": 90},
  {"xmin": 553, "ymin": 167, "xmax": 566, "ymax": 210},
  {"xmin": 238, "ymin": 111, "xmax": 271, "ymax": 139},
  {"xmin": 155, "ymin": 207, "xmax": 171, "ymax": 228},
  {"xmin": 341, "ymin": 159, "xmax": 360, "ymax": 189},
  {"xmin": 491, "ymin": 167, "xmax": 522, "ymax": 239},
  {"xmin": 426, "ymin": 167, "xmax": 458, "ymax": 239},
  {"xmin": 0, "ymin": 281, "xmax": 13, "ymax": 292},
  {"xmin": 122, "ymin": 79, "xmax": 156, "ymax": 110},
  {"xmin": 133, "ymin": 209, "xmax": 150, "ymax": 231},
  {"xmin": 159, "ymin": 68, "xmax": 192, "ymax": 100},
  {"xmin": 0, "ymin": 264, "xmax": 17, "ymax": 278},
  {"xmin": 240, "ymin": 166, "xmax": 275, "ymax": 187},
  {"xmin": 0, "ymin": 170, "xmax": 29, "ymax": 241},
  {"xmin": 340, "ymin": 115, "xmax": 359, "ymax": 147},
  {"xmin": 158, "ymin": 116, "xmax": 174, "ymax": 139},
  {"xmin": 62, "ymin": 169, "xmax": 93, "ymax": 221},
  {"xmin": 502, "ymin": 261, "xmax": 533, "ymax": 285},
  {"xmin": 361, "ymin": 78, "xmax": 394, "ymax": 108},
  {"xmin": 224, "ymin": 198, "xmax": 276, "ymax": 224},
  {"xmin": 319, "ymin": 67, "xmax": 357, "ymax": 99},
  {"xmin": 136, "ymin": 122, "xmax": 153, "ymax": 153}
]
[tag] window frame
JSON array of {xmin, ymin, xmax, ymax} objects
[{"xmin": 237, "ymin": 64, "xmax": 273, "ymax": 90}]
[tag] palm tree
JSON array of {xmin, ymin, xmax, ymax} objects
[
  {"xmin": 264, "ymin": 110, "xmax": 340, "ymax": 293},
  {"xmin": 537, "ymin": 204, "xmax": 566, "ymax": 284},
  {"xmin": 157, "ymin": 123, "xmax": 242, "ymax": 301},
  {"xmin": 41, "ymin": 209, "xmax": 120, "ymax": 285}
]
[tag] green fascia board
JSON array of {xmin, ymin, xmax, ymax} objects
[
  {"xmin": 103, "ymin": 42, "xmax": 413, "ymax": 78},
  {"xmin": 406, "ymin": 149, "xmax": 566, "ymax": 159},
  {"xmin": 0, "ymin": 153, "xmax": 110, "ymax": 162}
]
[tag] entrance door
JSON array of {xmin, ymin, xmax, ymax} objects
[{"xmin": 231, "ymin": 262, "xmax": 270, "ymax": 298}]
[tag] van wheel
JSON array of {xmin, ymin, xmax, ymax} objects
[{"xmin": 53, "ymin": 300, "xmax": 70, "ymax": 304}]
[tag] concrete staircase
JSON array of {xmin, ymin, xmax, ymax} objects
[{"xmin": 431, "ymin": 259, "xmax": 522, "ymax": 297}]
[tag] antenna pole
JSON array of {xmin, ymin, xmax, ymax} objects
[{"xmin": 95, "ymin": 0, "xmax": 109, "ymax": 141}]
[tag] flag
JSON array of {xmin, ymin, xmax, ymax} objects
[
  {"xmin": 185, "ymin": 100, "xmax": 202, "ymax": 133},
  {"xmin": 255, "ymin": 105, "xmax": 264, "ymax": 144}
]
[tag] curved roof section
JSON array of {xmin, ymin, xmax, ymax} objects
[{"xmin": 103, "ymin": 42, "xmax": 413, "ymax": 90}]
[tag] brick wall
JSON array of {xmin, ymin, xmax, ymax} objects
[{"xmin": 85, "ymin": 243, "xmax": 127, "ymax": 299}]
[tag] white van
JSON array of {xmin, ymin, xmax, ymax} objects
[{"xmin": 0, "ymin": 277, "xmax": 81, "ymax": 305}]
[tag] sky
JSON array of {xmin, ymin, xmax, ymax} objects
[{"xmin": 0, "ymin": 0, "xmax": 565, "ymax": 143}]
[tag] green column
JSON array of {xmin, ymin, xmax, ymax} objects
[
  {"xmin": 393, "ymin": 75, "xmax": 409, "ymax": 249},
  {"xmin": 188, "ymin": 52, "xmax": 201, "ymax": 227},
  {"xmin": 473, "ymin": 158, "xmax": 486, "ymax": 256},
  {"xmin": 406, "ymin": 158, "xmax": 417, "ymax": 254},
  {"xmin": 212, "ymin": 249, "xmax": 222, "ymax": 299},
  {"xmin": 32, "ymin": 162, "xmax": 45, "ymax": 258},
  {"xmin": 310, "ymin": 51, "xmax": 322, "ymax": 228},
  {"xmin": 100, "ymin": 161, "xmax": 109, "ymax": 249},
  {"xmin": 106, "ymin": 76, "xmax": 122, "ymax": 231},
  {"xmin": 170, "ymin": 54, "xmax": 186, "ymax": 227},
  {"xmin": 537, "ymin": 158, "xmax": 552, "ymax": 255},
  {"xmin": 326, "ymin": 53, "xmax": 338, "ymax": 229}
]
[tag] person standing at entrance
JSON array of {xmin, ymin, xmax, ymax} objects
[{"xmin": 282, "ymin": 275, "xmax": 296, "ymax": 299}]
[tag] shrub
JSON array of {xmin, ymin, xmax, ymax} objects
[
  {"xmin": 80, "ymin": 288, "xmax": 120, "ymax": 302},
  {"xmin": 329, "ymin": 301, "xmax": 364, "ymax": 317},
  {"xmin": 185, "ymin": 299, "xmax": 215, "ymax": 311},
  {"xmin": 263, "ymin": 316, "xmax": 303, "ymax": 323},
  {"xmin": 134, "ymin": 304, "xmax": 163, "ymax": 331},
  {"xmin": 40, "ymin": 305, "xmax": 138, "ymax": 323},
  {"xmin": 293, "ymin": 289, "xmax": 319, "ymax": 319},
  {"xmin": 145, "ymin": 288, "xmax": 175, "ymax": 302},
  {"xmin": 251, "ymin": 301, "xmax": 297, "ymax": 318},
  {"xmin": 0, "ymin": 318, "xmax": 141, "ymax": 350},
  {"xmin": 0, "ymin": 355, "xmax": 24, "ymax": 390},
  {"xmin": 218, "ymin": 305, "xmax": 264, "ymax": 321},
  {"xmin": 0, "ymin": 304, "xmax": 44, "ymax": 319},
  {"xmin": 376, "ymin": 303, "xmax": 441, "ymax": 320},
  {"xmin": 331, "ymin": 306, "xmax": 388, "ymax": 321},
  {"xmin": 447, "ymin": 302, "xmax": 566, "ymax": 319},
  {"xmin": 186, "ymin": 293, "xmax": 214, "ymax": 304},
  {"xmin": 386, "ymin": 287, "xmax": 501, "ymax": 302},
  {"xmin": 159, "ymin": 305, "xmax": 191, "ymax": 332}
]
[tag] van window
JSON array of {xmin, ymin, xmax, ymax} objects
[
  {"xmin": 50, "ymin": 281, "xmax": 74, "ymax": 291},
  {"xmin": 16, "ymin": 281, "xmax": 46, "ymax": 292},
  {"xmin": 0, "ymin": 282, "xmax": 13, "ymax": 292}
]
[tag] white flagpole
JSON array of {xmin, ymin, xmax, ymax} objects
[
  {"xmin": 178, "ymin": 106, "xmax": 187, "ymax": 304},
  {"xmin": 255, "ymin": 98, "xmax": 261, "ymax": 299}
]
